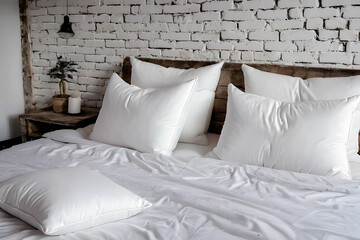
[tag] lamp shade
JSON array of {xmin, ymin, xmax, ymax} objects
[{"xmin": 58, "ymin": 15, "xmax": 74, "ymax": 39}]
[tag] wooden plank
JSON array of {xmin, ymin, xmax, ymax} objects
[
  {"xmin": 19, "ymin": 107, "xmax": 99, "ymax": 127},
  {"xmin": 19, "ymin": 0, "xmax": 34, "ymax": 112},
  {"xmin": 19, "ymin": 116, "xmax": 27, "ymax": 142},
  {"xmin": 215, "ymin": 86, "xmax": 228, "ymax": 99},
  {"xmin": 19, "ymin": 107, "xmax": 100, "ymax": 142},
  {"xmin": 122, "ymin": 57, "xmax": 132, "ymax": 84}
]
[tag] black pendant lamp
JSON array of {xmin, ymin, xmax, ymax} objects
[{"xmin": 58, "ymin": 0, "xmax": 74, "ymax": 39}]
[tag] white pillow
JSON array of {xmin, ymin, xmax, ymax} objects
[
  {"xmin": 0, "ymin": 167, "xmax": 151, "ymax": 235},
  {"xmin": 307, "ymin": 75, "xmax": 360, "ymax": 100},
  {"xmin": 130, "ymin": 57, "xmax": 224, "ymax": 145},
  {"xmin": 90, "ymin": 73, "xmax": 197, "ymax": 155},
  {"xmin": 307, "ymin": 75, "xmax": 360, "ymax": 162},
  {"xmin": 242, "ymin": 64, "xmax": 316, "ymax": 102},
  {"xmin": 213, "ymin": 84, "xmax": 359, "ymax": 178},
  {"xmin": 242, "ymin": 64, "xmax": 360, "ymax": 164}
]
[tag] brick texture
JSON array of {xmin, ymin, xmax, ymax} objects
[{"xmin": 28, "ymin": 0, "xmax": 360, "ymax": 108}]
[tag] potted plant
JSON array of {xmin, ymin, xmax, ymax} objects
[{"xmin": 48, "ymin": 56, "xmax": 77, "ymax": 113}]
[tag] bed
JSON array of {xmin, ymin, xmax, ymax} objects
[{"xmin": 0, "ymin": 58, "xmax": 360, "ymax": 239}]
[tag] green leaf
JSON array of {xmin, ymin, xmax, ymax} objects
[{"xmin": 47, "ymin": 55, "xmax": 78, "ymax": 86}]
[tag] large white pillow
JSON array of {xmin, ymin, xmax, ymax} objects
[
  {"xmin": 90, "ymin": 73, "xmax": 197, "ymax": 155},
  {"xmin": 307, "ymin": 75, "xmax": 360, "ymax": 162},
  {"xmin": 242, "ymin": 64, "xmax": 360, "ymax": 164},
  {"xmin": 213, "ymin": 84, "xmax": 359, "ymax": 178},
  {"xmin": 242, "ymin": 64, "xmax": 316, "ymax": 102},
  {"xmin": 130, "ymin": 57, "xmax": 224, "ymax": 145},
  {"xmin": 0, "ymin": 167, "xmax": 151, "ymax": 235}
]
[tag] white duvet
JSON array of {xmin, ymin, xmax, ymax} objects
[{"xmin": 0, "ymin": 129, "xmax": 360, "ymax": 240}]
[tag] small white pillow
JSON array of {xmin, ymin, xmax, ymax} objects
[
  {"xmin": 242, "ymin": 64, "xmax": 316, "ymax": 102},
  {"xmin": 307, "ymin": 75, "xmax": 360, "ymax": 162},
  {"xmin": 90, "ymin": 73, "xmax": 197, "ymax": 155},
  {"xmin": 0, "ymin": 167, "xmax": 151, "ymax": 235},
  {"xmin": 130, "ymin": 57, "xmax": 224, "ymax": 145},
  {"xmin": 213, "ymin": 84, "xmax": 359, "ymax": 178}
]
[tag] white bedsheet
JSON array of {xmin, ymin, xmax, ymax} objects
[
  {"xmin": 0, "ymin": 130, "xmax": 360, "ymax": 239},
  {"xmin": 49, "ymin": 123, "xmax": 220, "ymax": 158},
  {"xmin": 350, "ymin": 161, "xmax": 360, "ymax": 180},
  {"xmin": 172, "ymin": 133, "xmax": 219, "ymax": 158}
]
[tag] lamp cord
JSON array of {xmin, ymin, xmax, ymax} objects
[{"xmin": 66, "ymin": 0, "xmax": 68, "ymax": 15}]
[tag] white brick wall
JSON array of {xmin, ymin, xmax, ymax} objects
[{"xmin": 28, "ymin": 0, "xmax": 360, "ymax": 108}]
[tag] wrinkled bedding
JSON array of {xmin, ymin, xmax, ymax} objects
[{"xmin": 0, "ymin": 130, "xmax": 359, "ymax": 240}]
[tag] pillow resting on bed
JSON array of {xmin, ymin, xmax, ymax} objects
[
  {"xmin": 90, "ymin": 73, "xmax": 197, "ymax": 155},
  {"xmin": 242, "ymin": 64, "xmax": 316, "ymax": 102},
  {"xmin": 0, "ymin": 167, "xmax": 151, "ymax": 235},
  {"xmin": 307, "ymin": 75, "xmax": 360, "ymax": 162},
  {"xmin": 242, "ymin": 64, "xmax": 360, "ymax": 164},
  {"xmin": 130, "ymin": 57, "xmax": 224, "ymax": 145},
  {"xmin": 213, "ymin": 84, "xmax": 359, "ymax": 178}
]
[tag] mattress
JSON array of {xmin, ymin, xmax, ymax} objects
[{"xmin": 0, "ymin": 129, "xmax": 359, "ymax": 239}]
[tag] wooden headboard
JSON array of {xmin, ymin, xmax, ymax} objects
[{"xmin": 122, "ymin": 57, "xmax": 360, "ymax": 134}]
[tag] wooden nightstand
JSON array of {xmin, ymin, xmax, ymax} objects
[{"xmin": 19, "ymin": 107, "xmax": 99, "ymax": 143}]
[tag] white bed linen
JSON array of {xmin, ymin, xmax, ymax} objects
[
  {"xmin": 45, "ymin": 125, "xmax": 360, "ymax": 179},
  {"xmin": 208, "ymin": 150, "xmax": 360, "ymax": 181},
  {"xmin": 50, "ymin": 124, "xmax": 220, "ymax": 159},
  {"xmin": 0, "ymin": 131, "xmax": 360, "ymax": 239},
  {"xmin": 168, "ymin": 133, "xmax": 219, "ymax": 158},
  {"xmin": 350, "ymin": 161, "xmax": 360, "ymax": 180}
]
